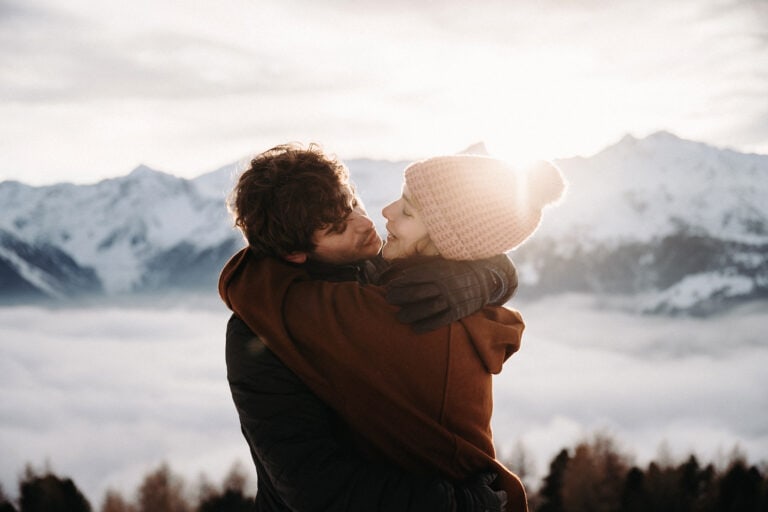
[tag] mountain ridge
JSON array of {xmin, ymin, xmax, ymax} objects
[{"xmin": 1, "ymin": 132, "xmax": 766, "ymax": 314}]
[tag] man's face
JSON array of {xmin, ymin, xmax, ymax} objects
[{"xmin": 310, "ymin": 200, "xmax": 383, "ymax": 265}]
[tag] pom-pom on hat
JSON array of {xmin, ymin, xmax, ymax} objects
[{"xmin": 404, "ymin": 154, "xmax": 566, "ymax": 260}]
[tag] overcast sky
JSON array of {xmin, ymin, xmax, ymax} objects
[{"xmin": 2, "ymin": 0, "xmax": 767, "ymax": 185}]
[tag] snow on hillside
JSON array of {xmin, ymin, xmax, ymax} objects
[
  {"xmin": 1, "ymin": 131, "xmax": 766, "ymax": 310},
  {"xmin": 537, "ymin": 132, "xmax": 768, "ymax": 252},
  {"xmin": 192, "ymin": 160, "xmax": 245, "ymax": 201},
  {"xmin": 0, "ymin": 166, "xmax": 236, "ymax": 293},
  {"xmin": 0, "ymin": 243, "xmax": 66, "ymax": 299}
]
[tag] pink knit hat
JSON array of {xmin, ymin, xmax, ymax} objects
[{"xmin": 404, "ymin": 154, "xmax": 566, "ymax": 260}]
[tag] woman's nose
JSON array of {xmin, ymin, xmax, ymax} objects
[{"xmin": 382, "ymin": 201, "xmax": 394, "ymax": 219}]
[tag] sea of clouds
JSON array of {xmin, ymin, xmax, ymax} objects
[{"xmin": 1, "ymin": 295, "xmax": 766, "ymax": 504}]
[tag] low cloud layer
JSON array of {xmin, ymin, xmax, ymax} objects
[
  {"xmin": 1, "ymin": 296, "xmax": 766, "ymax": 503},
  {"xmin": 491, "ymin": 295, "xmax": 768, "ymax": 483},
  {"xmin": 0, "ymin": 303, "xmax": 246, "ymax": 502}
]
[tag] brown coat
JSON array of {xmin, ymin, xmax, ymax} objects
[{"xmin": 219, "ymin": 248, "xmax": 528, "ymax": 511}]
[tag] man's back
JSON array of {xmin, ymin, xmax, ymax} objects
[
  {"xmin": 229, "ymin": 314, "xmax": 350, "ymax": 509},
  {"xmin": 227, "ymin": 314, "xmax": 464, "ymax": 511}
]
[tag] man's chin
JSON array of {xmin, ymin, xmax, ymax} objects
[
  {"xmin": 359, "ymin": 244, "xmax": 382, "ymax": 261},
  {"xmin": 370, "ymin": 238, "xmax": 384, "ymax": 256}
]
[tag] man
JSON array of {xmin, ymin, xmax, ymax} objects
[{"xmin": 224, "ymin": 143, "xmax": 518, "ymax": 511}]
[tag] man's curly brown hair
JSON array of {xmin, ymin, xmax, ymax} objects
[{"xmin": 228, "ymin": 143, "xmax": 356, "ymax": 258}]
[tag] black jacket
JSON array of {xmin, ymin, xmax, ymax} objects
[{"xmin": 225, "ymin": 259, "xmax": 457, "ymax": 511}]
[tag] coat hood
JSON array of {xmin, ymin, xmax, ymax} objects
[{"xmin": 458, "ymin": 306, "xmax": 524, "ymax": 374}]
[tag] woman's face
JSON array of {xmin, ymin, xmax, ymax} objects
[{"xmin": 381, "ymin": 184, "xmax": 438, "ymax": 260}]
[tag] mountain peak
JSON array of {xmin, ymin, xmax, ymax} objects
[
  {"xmin": 128, "ymin": 164, "xmax": 161, "ymax": 177},
  {"xmin": 618, "ymin": 133, "xmax": 638, "ymax": 145},
  {"xmin": 599, "ymin": 131, "xmax": 692, "ymax": 159},
  {"xmin": 612, "ymin": 131, "xmax": 683, "ymax": 149},
  {"xmin": 125, "ymin": 165, "xmax": 184, "ymax": 188},
  {"xmin": 645, "ymin": 130, "xmax": 681, "ymax": 142}
]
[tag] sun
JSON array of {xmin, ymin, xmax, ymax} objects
[{"xmin": 442, "ymin": 48, "xmax": 626, "ymax": 166}]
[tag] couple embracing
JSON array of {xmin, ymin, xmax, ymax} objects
[{"xmin": 218, "ymin": 143, "xmax": 565, "ymax": 511}]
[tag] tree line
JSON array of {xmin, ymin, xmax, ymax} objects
[
  {"xmin": 503, "ymin": 434, "xmax": 768, "ymax": 512},
  {"xmin": 0, "ymin": 462, "xmax": 252, "ymax": 512},
  {"xmin": 2, "ymin": 434, "xmax": 766, "ymax": 511}
]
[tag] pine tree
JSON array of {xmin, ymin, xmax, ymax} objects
[
  {"xmin": 537, "ymin": 449, "xmax": 570, "ymax": 512},
  {"xmin": 0, "ymin": 483, "xmax": 17, "ymax": 512},
  {"xmin": 715, "ymin": 459, "xmax": 764, "ymax": 512},
  {"xmin": 18, "ymin": 466, "xmax": 91, "ymax": 512},
  {"xmin": 620, "ymin": 467, "xmax": 650, "ymax": 512},
  {"xmin": 195, "ymin": 462, "xmax": 253, "ymax": 512}
]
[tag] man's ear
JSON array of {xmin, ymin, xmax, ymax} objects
[{"xmin": 283, "ymin": 252, "xmax": 308, "ymax": 264}]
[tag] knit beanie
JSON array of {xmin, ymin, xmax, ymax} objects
[{"xmin": 404, "ymin": 154, "xmax": 566, "ymax": 260}]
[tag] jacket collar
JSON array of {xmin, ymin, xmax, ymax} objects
[{"xmin": 303, "ymin": 258, "xmax": 363, "ymax": 283}]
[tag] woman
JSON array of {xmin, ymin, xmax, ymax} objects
[{"xmin": 219, "ymin": 153, "xmax": 566, "ymax": 512}]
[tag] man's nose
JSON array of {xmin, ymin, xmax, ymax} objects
[{"xmin": 351, "ymin": 210, "xmax": 375, "ymax": 231}]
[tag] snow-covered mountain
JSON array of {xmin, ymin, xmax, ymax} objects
[
  {"xmin": 512, "ymin": 131, "xmax": 768, "ymax": 313},
  {"xmin": 0, "ymin": 164, "xmax": 243, "ymax": 301},
  {"xmin": 1, "ymin": 132, "xmax": 766, "ymax": 314}
]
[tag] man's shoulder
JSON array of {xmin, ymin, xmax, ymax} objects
[
  {"xmin": 224, "ymin": 315, "xmax": 321, "ymax": 407},
  {"xmin": 225, "ymin": 314, "xmax": 273, "ymax": 372},
  {"xmin": 226, "ymin": 313, "xmax": 254, "ymax": 338}
]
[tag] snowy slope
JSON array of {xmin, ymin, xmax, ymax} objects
[
  {"xmin": 511, "ymin": 132, "xmax": 768, "ymax": 312},
  {"xmin": 0, "ymin": 229, "xmax": 101, "ymax": 303},
  {"xmin": 0, "ymin": 165, "xmax": 239, "ymax": 295},
  {"xmin": 1, "ymin": 132, "xmax": 766, "ymax": 313},
  {"xmin": 539, "ymin": 131, "xmax": 767, "ymax": 247}
]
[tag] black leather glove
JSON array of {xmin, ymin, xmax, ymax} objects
[
  {"xmin": 384, "ymin": 254, "xmax": 518, "ymax": 333},
  {"xmin": 454, "ymin": 472, "xmax": 507, "ymax": 512}
]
